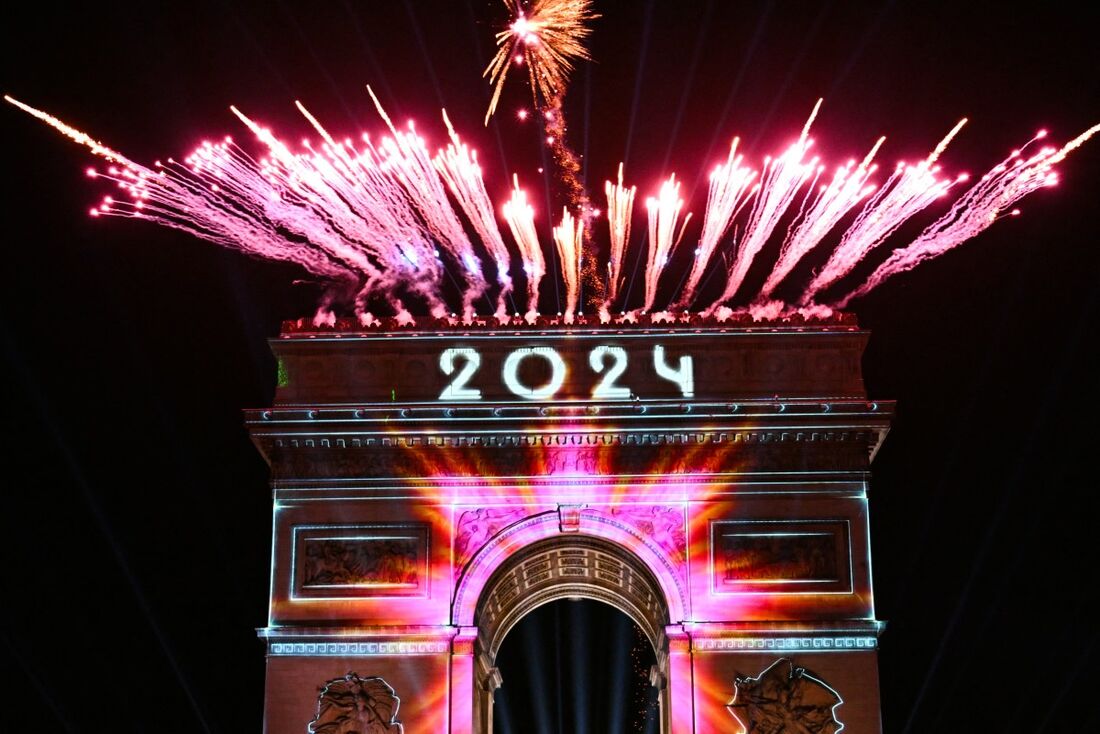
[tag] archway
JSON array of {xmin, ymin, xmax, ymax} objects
[{"xmin": 470, "ymin": 535, "xmax": 672, "ymax": 734}]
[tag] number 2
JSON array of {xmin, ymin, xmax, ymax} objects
[
  {"xmin": 589, "ymin": 346, "xmax": 631, "ymax": 399},
  {"xmin": 439, "ymin": 348, "xmax": 482, "ymax": 400}
]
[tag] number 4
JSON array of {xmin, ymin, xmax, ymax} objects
[{"xmin": 654, "ymin": 345, "xmax": 694, "ymax": 398}]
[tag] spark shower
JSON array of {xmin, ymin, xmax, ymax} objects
[{"xmin": 5, "ymin": 0, "xmax": 1098, "ymax": 326}]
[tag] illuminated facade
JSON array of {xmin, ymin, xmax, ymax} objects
[{"xmin": 249, "ymin": 316, "xmax": 890, "ymax": 733}]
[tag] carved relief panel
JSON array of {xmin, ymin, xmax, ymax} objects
[
  {"xmin": 711, "ymin": 520, "xmax": 851, "ymax": 594},
  {"xmin": 292, "ymin": 524, "xmax": 430, "ymax": 599}
]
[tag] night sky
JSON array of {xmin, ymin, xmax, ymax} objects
[{"xmin": 2, "ymin": 1, "xmax": 1098, "ymax": 731}]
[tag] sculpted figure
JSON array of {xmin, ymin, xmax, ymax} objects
[
  {"xmin": 308, "ymin": 673, "xmax": 403, "ymax": 734},
  {"xmin": 727, "ymin": 658, "xmax": 843, "ymax": 734}
]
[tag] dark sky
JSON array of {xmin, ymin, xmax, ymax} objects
[{"xmin": 2, "ymin": 1, "xmax": 1098, "ymax": 731}]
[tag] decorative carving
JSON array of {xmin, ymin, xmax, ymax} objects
[
  {"xmin": 266, "ymin": 432, "xmax": 875, "ymax": 481},
  {"xmin": 455, "ymin": 507, "xmax": 530, "ymax": 571},
  {"xmin": 309, "ymin": 673, "xmax": 404, "ymax": 734},
  {"xmin": 601, "ymin": 505, "xmax": 686, "ymax": 565},
  {"xmin": 558, "ymin": 504, "xmax": 583, "ymax": 532},
  {"xmin": 727, "ymin": 658, "xmax": 843, "ymax": 734},
  {"xmin": 294, "ymin": 525, "xmax": 428, "ymax": 598}
]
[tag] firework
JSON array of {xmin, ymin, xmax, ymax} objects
[
  {"xmin": 704, "ymin": 100, "xmax": 822, "ymax": 313},
  {"xmin": 798, "ymin": 119, "xmax": 968, "ymax": 304},
  {"xmin": 552, "ymin": 207, "xmax": 585, "ymax": 321},
  {"xmin": 435, "ymin": 111, "xmax": 514, "ymax": 318},
  {"xmin": 673, "ymin": 137, "xmax": 757, "ymax": 310},
  {"xmin": 483, "ymin": 0, "xmax": 598, "ymax": 125},
  {"xmin": 643, "ymin": 175, "xmax": 692, "ymax": 313},
  {"xmin": 835, "ymin": 123, "xmax": 1100, "ymax": 307},
  {"xmin": 603, "ymin": 163, "xmax": 637, "ymax": 311},
  {"xmin": 7, "ymin": 93, "xmax": 1097, "ymax": 323},
  {"xmin": 501, "ymin": 175, "xmax": 545, "ymax": 320}
]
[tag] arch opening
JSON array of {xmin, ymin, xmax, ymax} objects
[{"xmin": 492, "ymin": 599, "xmax": 661, "ymax": 734}]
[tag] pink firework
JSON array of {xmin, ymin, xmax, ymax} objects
[
  {"xmin": 798, "ymin": 119, "xmax": 968, "ymax": 304},
  {"xmin": 703, "ymin": 100, "xmax": 822, "ymax": 313},
  {"xmin": 6, "ymin": 93, "xmax": 1097, "ymax": 322},
  {"xmin": 836, "ymin": 123, "xmax": 1100, "ymax": 308}
]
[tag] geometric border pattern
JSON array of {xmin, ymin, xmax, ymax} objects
[
  {"xmin": 694, "ymin": 636, "xmax": 877, "ymax": 652},
  {"xmin": 269, "ymin": 641, "xmax": 451, "ymax": 656}
]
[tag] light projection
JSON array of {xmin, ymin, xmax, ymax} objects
[{"xmin": 436, "ymin": 344, "xmax": 696, "ymax": 401}]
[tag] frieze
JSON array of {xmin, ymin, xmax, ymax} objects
[
  {"xmin": 694, "ymin": 637, "xmax": 877, "ymax": 652},
  {"xmin": 264, "ymin": 432, "xmax": 875, "ymax": 481},
  {"xmin": 270, "ymin": 641, "xmax": 451, "ymax": 656}
]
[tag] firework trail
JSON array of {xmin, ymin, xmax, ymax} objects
[
  {"xmin": 362, "ymin": 87, "xmax": 488, "ymax": 320},
  {"xmin": 755, "ymin": 137, "xmax": 883, "ymax": 302},
  {"xmin": 3, "ymin": 95, "xmax": 390, "ymax": 316},
  {"xmin": 231, "ymin": 99, "xmax": 450, "ymax": 320},
  {"xmin": 435, "ymin": 111, "xmax": 514, "ymax": 318},
  {"xmin": 483, "ymin": 0, "xmax": 597, "ymax": 125},
  {"xmin": 836, "ymin": 123, "xmax": 1100, "ymax": 308},
  {"xmin": 643, "ymin": 175, "xmax": 692, "ymax": 313},
  {"xmin": 5, "ymin": 94, "xmax": 515, "ymax": 322},
  {"xmin": 799, "ymin": 119, "xmax": 968, "ymax": 304},
  {"xmin": 603, "ymin": 163, "xmax": 637, "ymax": 312},
  {"xmin": 502, "ymin": 175, "xmax": 545, "ymax": 320},
  {"xmin": 704, "ymin": 100, "xmax": 823, "ymax": 313},
  {"xmin": 552, "ymin": 207, "xmax": 585, "ymax": 321},
  {"xmin": 673, "ymin": 137, "xmax": 757, "ymax": 310},
  {"xmin": 238, "ymin": 100, "xmax": 450, "ymax": 320}
]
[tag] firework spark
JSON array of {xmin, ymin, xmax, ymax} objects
[
  {"xmin": 643, "ymin": 175, "xmax": 692, "ymax": 313},
  {"xmin": 552, "ymin": 207, "xmax": 584, "ymax": 322},
  {"xmin": 603, "ymin": 163, "xmax": 637, "ymax": 311},
  {"xmin": 756, "ymin": 137, "xmax": 883, "ymax": 302},
  {"xmin": 483, "ymin": 0, "xmax": 597, "ymax": 125},
  {"xmin": 361, "ymin": 87, "xmax": 488, "ymax": 320}
]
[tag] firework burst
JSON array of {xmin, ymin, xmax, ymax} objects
[{"xmin": 483, "ymin": 0, "xmax": 598, "ymax": 125}]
